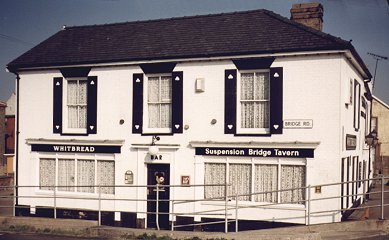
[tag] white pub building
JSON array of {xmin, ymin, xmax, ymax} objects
[{"xmin": 7, "ymin": 3, "xmax": 374, "ymax": 230}]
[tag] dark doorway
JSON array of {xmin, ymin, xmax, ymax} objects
[{"xmin": 147, "ymin": 164, "xmax": 170, "ymax": 229}]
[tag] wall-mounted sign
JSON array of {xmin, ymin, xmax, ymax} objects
[
  {"xmin": 181, "ymin": 176, "xmax": 190, "ymax": 186},
  {"xmin": 283, "ymin": 119, "xmax": 313, "ymax": 129},
  {"xmin": 31, "ymin": 144, "xmax": 121, "ymax": 154},
  {"xmin": 125, "ymin": 170, "xmax": 134, "ymax": 184},
  {"xmin": 346, "ymin": 134, "xmax": 357, "ymax": 150},
  {"xmin": 195, "ymin": 147, "xmax": 314, "ymax": 158}
]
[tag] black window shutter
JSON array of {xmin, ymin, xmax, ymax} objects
[
  {"xmin": 172, "ymin": 71, "xmax": 183, "ymax": 133},
  {"xmin": 53, "ymin": 77, "xmax": 63, "ymax": 134},
  {"xmin": 225, "ymin": 69, "xmax": 237, "ymax": 134},
  {"xmin": 270, "ymin": 67, "xmax": 283, "ymax": 134},
  {"xmin": 87, "ymin": 76, "xmax": 98, "ymax": 134},
  {"xmin": 133, "ymin": 73, "xmax": 144, "ymax": 134}
]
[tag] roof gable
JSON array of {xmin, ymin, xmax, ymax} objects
[{"xmin": 7, "ymin": 9, "xmax": 369, "ymax": 78}]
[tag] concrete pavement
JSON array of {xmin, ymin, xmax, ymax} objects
[{"xmin": 2, "ymin": 216, "xmax": 389, "ymax": 239}]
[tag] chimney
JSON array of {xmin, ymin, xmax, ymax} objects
[{"xmin": 290, "ymin": 3, "xmax": 323, "ymax": 31}]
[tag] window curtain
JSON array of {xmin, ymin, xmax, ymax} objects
[
  {"xmin": 97, "ymin": 161, "xmax": 115, "ymax": 194},
  {"xmin": 58, "ymin": 159, "xmax": 75, "ymax": 192},
  {"xmin": 77, "ymin": 160, "xmax": 95, "ymax": 193},
  {"xmin": 204, "ymin": 163, "xmax": 226, "ymax": 199},
  {"xmin": 280, "ymin": 165, "xmax": 305, "ymax": 204},
  {"xmin": 67, "ymin": 80, "xmax": 87, "ymax": 129},
  {"xmin": 229, "ymin": 164, "xmax": 252, "ymax": 201},
  {"xmin": 148, "ymin": 76, "xmax": 172, "ymax": 128},
  {"xmin": 254, "ymin": 164, "xmax": 278, "ymax": 202},
  {"xmin": 68, "ymin": 80, "xmax": 78, "ymax": 128},
  {"xmin": 78, "ymin": 81, "xmax": 87, "ymax": 128},
  {"xmin": 240, "ymin": 72, "xmax": 270, "ymax": 129},
  {"xmin": 40, "ymin": 158, "xmax": 55, "ymax": 190}
]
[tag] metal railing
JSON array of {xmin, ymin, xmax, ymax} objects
[{"xmin": 0, "ymin": 176, "xmax": 387, "ymax": 233}]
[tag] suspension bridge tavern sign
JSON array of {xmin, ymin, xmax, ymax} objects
[{"xmin": 195, "ymin": 147, "xmax": 314, "ymax": 158}]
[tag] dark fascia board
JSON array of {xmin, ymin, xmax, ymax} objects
[
  {"xmin": 232, "ymin": 57, "xmax": 275, "ymax": 70},
  {"xmin": 60, "ymin": 67, "xmax": 91, "ymax": 78},
  {"xmin": 139, "ymin": 62, "xmax": 177, "ymax": 74}
]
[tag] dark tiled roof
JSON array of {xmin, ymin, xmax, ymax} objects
[{"xmin": 7, "ymin": 9, "xmax": 371, "ymax": 78}]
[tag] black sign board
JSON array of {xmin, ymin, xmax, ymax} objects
[
  {"xmin": 31, "ymin": 144, "xmax": 121, "ymax": 154},
  {"xmin": 195, "ymin": 147, "xmax": 314, "ymax": 158}
]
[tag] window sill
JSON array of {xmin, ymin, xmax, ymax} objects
[
  {"xmin": 61, "ymin": 128, "xmax": 88, "ymax": 136},
  {"xmin": 142, "ymin": 128, "xmax": 172, "ymax": 135},
  {"xmin": 35, "ymin": 189, "xmax": 115, "ymax": 198},
  {"xmin": 201, "ymin": 200, "xmax": 305, "ymax": 210},
  {"xmin": 236, "ymin": 128, "xmax": 270, "ymax": 135}
]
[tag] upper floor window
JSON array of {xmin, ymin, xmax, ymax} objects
[
  {"xmin": 66, "ymin": 79, "xmax": 87, "ymax": 130},
  {"xmin": 225, "ymin": 66, "xmax": 282, "ymax": 136},
  {"xmin": 146, "ymin": 75, "xmax": 172, "ymax": 131},
  {"xmin": 353, "ymin": 80, "xmax": 361, "ymax": 131},
  {"xmin": 53, "ymin": 74, "xmax": 97, "ymax": 135},
  {"xmin": 132, "ymin": 69, "xmax": 183, "ymax": 135},
  {"xmin": 238, "ymin": 71, "xmax": 270, "ymax": 134}
]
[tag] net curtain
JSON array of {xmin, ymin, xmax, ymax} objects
[
  {"xmin": 240, "ymin": 72, "xmax": 270, "ymax": 129},
  {"xmin": 280, "ymin": 165, "xmax": 305, "ymax": 203}
]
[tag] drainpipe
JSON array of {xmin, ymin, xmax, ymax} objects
[
  {"xmin": 366, "ymin": 80, "xmax": 373, "ymax": 192},
  {"xmin": 15, "ymin": 73, "xmax": 20, "ymax": 207}
]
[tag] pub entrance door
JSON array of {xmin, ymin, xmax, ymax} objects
[{"xmin": 147, "ymin": 164, "xmax": 170, "ymax": 229}]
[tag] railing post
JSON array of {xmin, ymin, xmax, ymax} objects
[
  {"xmin": 381, "ymin": 175, "xmax": 385, "ymax": 220},
  {"xmin": 171, "ymin": 199, "xmax": 174, "ymax": 231},
  {"xmin": 225, "ymin": 182, "xmax": 228, "ymax": 234},
  {"xmin": 307, "ymin": 185, "xmax": 311, "ymax": 225},
  {"xmin": 235, "ymin": 190, "xmax": 238, "ymax": 233},
  {"xmin": 54, "ymin": 185, "xmax": 57, "ymax": 219},
  {"xmin": 13, "ymin": 185, "xmax": 16, "ymax": 217},
  {"xmin": 156, "ymin": 184, "xmax": 160, "ymax": 231},
  {"xmin": 98, "ymin": 185, "xmax": 102, "ymax": 226}
]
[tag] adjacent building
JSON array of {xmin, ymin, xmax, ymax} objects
[
  {"xmin": 5, "ymin": 93, "xmax": 16, "ymax": 175},
  {"xmin": 0, "ymin": 101, "xmax": 6, "ymax": 175},
  {"xmin": 372, "ymin": 96, "xmax": 389, "ymax": 175},
  {"xmin": 6, "ymin": 3, "xmax": 374, "ymax": 229}
]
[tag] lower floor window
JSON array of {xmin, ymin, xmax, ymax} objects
[
  {"xmin": 204, "ymin": 161, "xmax": 305, "ymax": 204},
  {"xmin": 39, "ymin": 156, "xmax": 115, "ymax": 194}
]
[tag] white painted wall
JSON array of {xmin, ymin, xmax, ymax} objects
[{"xmin": 16, "ymin": 53, "xmax": 371, "ymax": 225}]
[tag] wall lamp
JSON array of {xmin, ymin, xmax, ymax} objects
[
  {"xmin": 365, "ymin": 129, "xmax": 378, "ymax": 147},
  {"xmin": 148, "ymin": 135, "xmax": 160, "ymax": 156}
]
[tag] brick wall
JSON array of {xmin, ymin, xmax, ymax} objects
[
  {"xmin": 0, "ymin": 105, "xmax": 5, "ymax": 175},
  {"xmin": 290, "ymin": 3, "xmax": 324, "ymax": 31}
]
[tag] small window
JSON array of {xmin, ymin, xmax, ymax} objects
[
  {"xmin": 97, "ymin": 160, "xmax": 115, "ymax": 194},
  {"xmin": 280, "ymin": 165, "xmax": 305, "ymax": 204},
  {"xmin": 204, "ymin": 163, "xmax": 226, "ymax": 199},
  {"xmin": 58, "ymin": 159, "xmax": 75, "ymax": 192},
  {"xmin": 77, "ymin": 160, "xmax": 95, "ymax": 193},
  {"xmin": 237, "ymin": 71, "xmax": 270, "ymax": 134},
  {"xmin": 39, "ymin": 158, "xmax": 55, "ymax": 190},
  {"xmin": 229, "ymin": 164, "xmax": 252, "ymax": 201},
  {"xmin": 353, "ymin": 80, "xmax": 361, "ymax": 130},
  {"xmin": 254, "ymin": 164, "xmax": 278, "ymax": 202}
]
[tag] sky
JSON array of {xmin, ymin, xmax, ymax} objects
[{"xmin": 1, "ymin": 0, "xmax": 388, "ymax": 104}]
